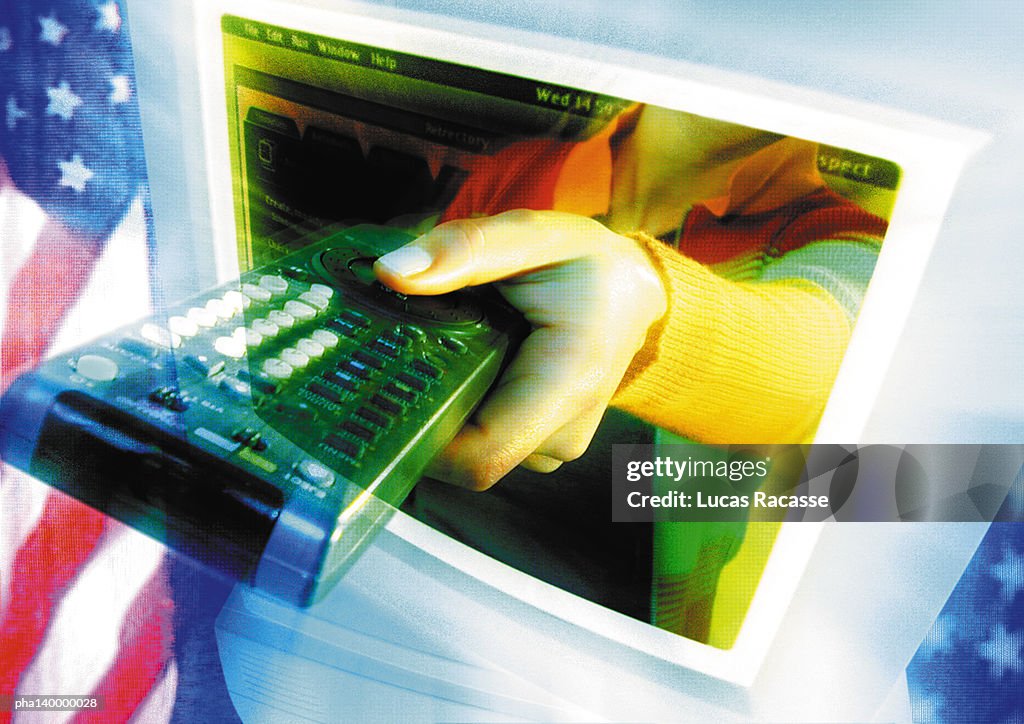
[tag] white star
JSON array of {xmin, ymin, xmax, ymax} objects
[
  {"xmin": 58, "ymin": 154, "xmax": 95, "ymax": 193},
  {"xmin": 109, "ymin": 75, "xmax": 131, "ymax": 104},
  {"xmin": 46, "ymin": 81, "xmax": 83, "ymax": 121},
  {"xmin": 976, "ymin": 623, "xmax": 1024, "ymax": 678},
  {"xmin": 95, "ymin": 1, "xmax": 122, "ymax": 33},
  {"xmin": 39, "ymin": 15, "xmax": 68, "ymax": 46},
  {"xmin": 918, "ymin": 614, "xmax": 958, "ymax": 661},
  {"xmin": 0, "ymin": 27, "xmax": 12, "ymax": 52},
  {"xmin": 992, "ymin": 547, "xmax": 1024, "ymax": 601},
  {"xmin": 6, "ymin": 96, "xmax": 28, "ymax": 130}
]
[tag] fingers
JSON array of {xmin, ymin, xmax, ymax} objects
[
  {"xmin": 431, "ymin": 327, "xmax": 614, "ymax": 490},
  {"xmin": 374, "ymin": 210, "xmax": 613, "ymax": 295}
]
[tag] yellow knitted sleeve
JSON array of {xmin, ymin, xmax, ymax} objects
[{"xmin": 611, "ymin": 233, "xmax": 852, "ymax": 444}]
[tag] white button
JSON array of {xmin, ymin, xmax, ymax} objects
[
  {"xmin": 186, "ymin": 306, "xmax": 218, "ymax": 328},
  {"xmin": 267, "ymin": 310, "xmax": 295, "ymax": 329},
  {"xmin": 259, "ymin": 275, "xmax": 289, "ymax": 294},
  {"xmin": 284, "ymin": 299, "xmax": 316, "ymax": 321},
  {"xmin": 297, "ymin": 338, "xmax": 325, "ymax": 358},
  {"xmin": 214, "ymin": 335, "xmax": 246, "ymax": 359},
  {"xmin": 239, "ymin": 326, "xmax": 263, "ymax": 347},
  {"xmin": 75, "ymin": 354, "xmax": 119, "ymax": 381},
  {"xmin": 206, "ymin": 298, "xmax": 234, "ymax": 320},
  {"xmin": 251, "ymin": 318, "xmax": 279, "ymax": 337},
  {"xmin": 222, "ymin": 290, "xmax": 250, "ymax": 311},
  {"xmin": 168, "ymin": 315, "xmax": 198, "ymax": 338},
  {"xmin": 241, "ymin": 282, "xmax": 271, "ymax": 302},
  {"xmin": 297, "ymin": 459, "xmax": 335, "ymax": 487},
  {"xmin": 310, "ymin": 283, "xmax": 334, "ymax": 300},
  {"xmin": 140, "ymin": 323, "xmax": 181, "ymax": 348},
  {"xmin": 263, "ymin": 358, "xmax": 294, "ymax": 379},
  {"xmin": 279, "ymin": 347, "xmax": 310, "ymax": 369},
  {"xmin": 298, "ymin": 291, "xmax": 329, "ymax": 311},
  {"xmin": 311, "ymin": 329, "xmax": 339, "ymax": 348}
]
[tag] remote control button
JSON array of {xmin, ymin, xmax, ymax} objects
[
  {"xmin": 341, "ymin": 360, "xmax": 371, "ymax": 380},
  {"xmin": 259, "ymin": 274, "xmax": 289, "ymax": 294},
  {"xmin": 141, "ymin": 323, "xmax": 182, "ymax": 349},
  {"xmin": 340, "ymin": 310, "xmax": 370, "ymax": 328},
  {"xmin": 251, "ymin": 318, "xmax": 279, "ymax": 338},
  {"xmin": 311, "ymin": 329, "xmax": 339, "ymax": 348},
  {"xmin": 324, "ymin": 433, "xmax": 362, "ymax": 459},
  {"xmin": 299, "ymin": 291, "xmax": 330, "ymax": 311},
  {"xmin": 371, "ymin": 341, "xmax": 400, "ymax": 359},
  {"xmin": 268, "ymin": 310, "xmax": 296, "ymax": 329},
  {"xmin": 206, "ymin": 298, "xmax": 235, "ymax": 320},
  {"xmin": 240, "ymin": 326, "xmax": 264, "ymax": 347},
  {"xmin": 370, "ymin": 393, "xmax": 402, "ymax": 416},
  {"xmin": 356, "ymin": 406, "xmax": 389, "ymax": 428},
  {"xmin": 263, "ymin": 358, "xmax": 294, "ymax": 379},
  {"xmin": 237, "ymin": 447, "xmax": 276, "ymax": 473},
  {"xmin": 342, "ymin": 420, "xmax": 375, "ymax": 442},
  {"xmin": 187, "ymin": 306, "xmax": 218, "ymax": 328},
  {"xmin": 297, "ymin": 338, "xmax": 325, "ymax": 358},
  {"xmin": 411, "ymin": 358, "xmax": 443, "ymax": 379},
  {"xmin": 222, "ymin": 289, "xmax": 250, "ymax": 311},
  {"xmin": 308, "ymin": 382, "xmax": 343, "ymax": 404},
  {"xmin": 383, "ymin": 382, "xmax": 416, "ymax": 403},
  {"xmin": 194, "ymin": 427, "xmax": 240, "ymax": 453},
  {"xmin": 241, "ymin": 282, "xmax": 271, "ymax": 302},
  {"xmin": 439, "ymin": 336, "xmax": 468, "ymax": 355},
  {"xmin": 214, "ymin": 335, "xmax": 246, "ymax": 359},
  {"xmin": 284, "ymin": 299, "xmax": 316, "ymax": 321},
  {"xmin": 324, "ymin": 370, "xmax": 358, "ymax": 391},
  {"xmin": 280, "ymin": 347, "xmax": 310, "ymax": 369},
  {"xmin": 168, "ymin": 315, "xmax": 199, "ymax": 338},
  {"xmin": 327, "ymin": 318, "xmax": 359, "ymax": 337},
  {"xmin": 74, "ymin": 354, "xmax": 119, "ymax": 382},
  {"xmin": 352, "ymin": 350, "xmax": 384, "ymax": 369},
  {"xmin": 310, "ymin": 283, "xmax": 334, "ymax": 300},
  {"xmin": 396, "ymin": 372, "xmax": 427, "ymax": 392},
  {"xmin": 297, "ymin": 459, "xmax": 335, "ymax": 487}
]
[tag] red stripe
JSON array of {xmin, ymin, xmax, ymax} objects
[
  {"xmin": 0, "ymin": 493, "xmax": 107, "ymax": 721},
  {"xmin": 73, "ymin": 561, "xmax": 174, "ymax": 724},
  {"xmin": 0, "ymin": 221, "xmax": 105, "ymax": 388},
  {"xmin": 1, "ymin": 215, "xmax": 173, "ymax": 721}
]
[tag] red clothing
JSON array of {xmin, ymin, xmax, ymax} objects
[{"xmin": 440, "ymin": 120, "xmax": 888, "ymax": 265}]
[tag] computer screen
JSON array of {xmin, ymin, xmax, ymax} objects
[{"xmin": 127, "ymin": 0, "xmax": 992, "ymax": 718}]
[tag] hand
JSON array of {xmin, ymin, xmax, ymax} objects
[{"xmin": 374, "ymin": 209, "xmax": 668, "ymax": 490}]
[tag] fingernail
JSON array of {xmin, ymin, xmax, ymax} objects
[{"xmin": 376, "ymin": 246, "xmax": 433, "ymax": 277}]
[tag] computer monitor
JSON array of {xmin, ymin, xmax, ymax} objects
[{"xmin": 126, "ymin": 0, "xmax": 991, "ymax": 720}]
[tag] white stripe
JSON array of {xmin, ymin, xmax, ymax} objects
[
  {"xmin": 129, "ymin": 658, "xmax": 178, "ymax": 724},
  {"xmin": 16, "ymin": 525, "xmax": 166, "ymax": 706},
  {"xmin": 47, "ymin": 195, "xmax": 152, "ymax": 357}
]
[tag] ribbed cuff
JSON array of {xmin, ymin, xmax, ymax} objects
[{"xmin": 612, "ymin": 233, "xmax": 851, "ymax": 444}]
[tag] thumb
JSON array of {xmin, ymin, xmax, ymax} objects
[
  {"xmin": 373, "ymin": 210, "xmax": 611, "ymax": 295},
  {"xmin": 373, "ymin": 221, "xmax": 482, "ymax": 295}
]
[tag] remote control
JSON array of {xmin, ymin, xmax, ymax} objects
[{"xmin": 0, "ymin": 224, "xmax": 526, "ymax": 606}]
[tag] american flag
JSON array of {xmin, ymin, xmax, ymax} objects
[{"xmin": 0, "ymin": 2, "xmax": 176, "ymax": 722}]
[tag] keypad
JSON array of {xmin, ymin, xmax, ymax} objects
[{"xmin": 120, "ymin": 233, "xmax": 492, "ymax": 487}]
